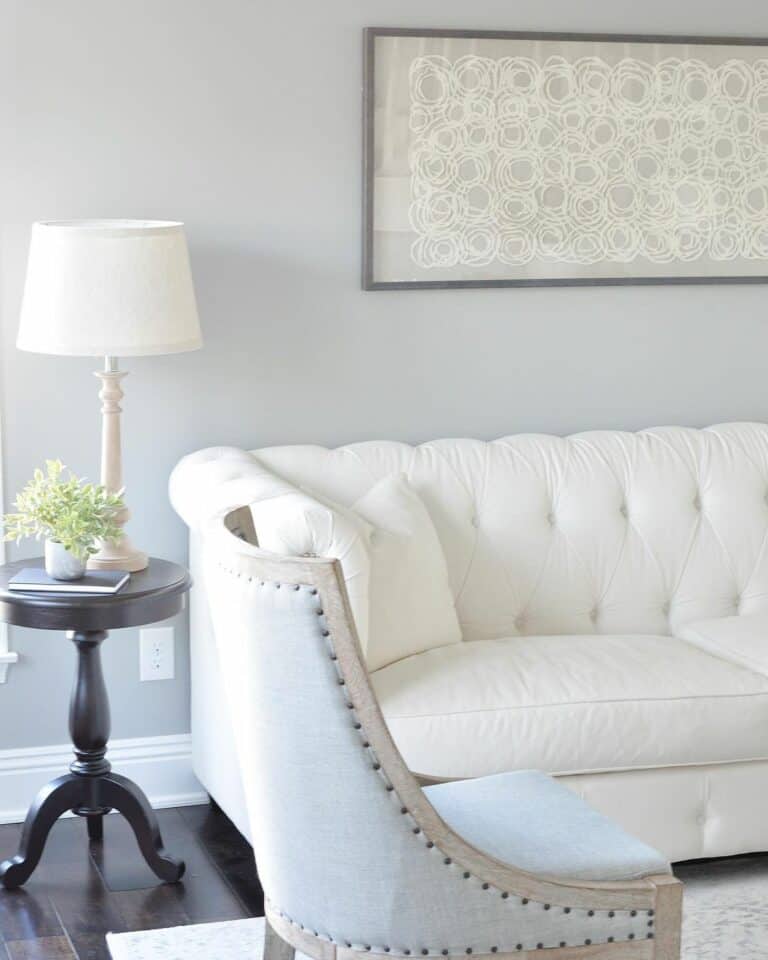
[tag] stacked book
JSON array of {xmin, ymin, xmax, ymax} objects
[{"xmin": 8, "ymin": 569, "xmax": 130, "ymax": 595}]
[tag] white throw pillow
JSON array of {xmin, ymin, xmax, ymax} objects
[
  {"xmin": 352, "ymin": 474, "xmax": 462, "ymax": 671},
  {"xmin": 250, "ymin": 493, "xmax": 372, "ymax": 654},
  {"xmin": 676, "ymin": 613, "xmax": 768, "ymax": 676}
]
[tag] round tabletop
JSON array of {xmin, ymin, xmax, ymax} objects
[{"xmin": 0, "ymin": 558, "xmax": 191, "ymax": 632}]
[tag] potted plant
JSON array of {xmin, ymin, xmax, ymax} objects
[{"xmin": 2, "ymin": 460, "xmax": 124, "ymax": 580}]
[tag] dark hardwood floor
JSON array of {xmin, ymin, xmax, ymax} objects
[{"xmin": 0, "ymin": 804, "xmax": 263, "ymax": 960}]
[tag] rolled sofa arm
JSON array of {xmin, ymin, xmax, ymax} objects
[
  {"xmin": 169, "ymin": 446, "xmax": 302, "ymax": 533},
  {"xmin": 169, "ymin": 446, "xmax": 372, "ymax": 654}
]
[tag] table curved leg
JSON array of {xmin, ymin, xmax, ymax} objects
[
  {"xmin": 99, "ymin": 772, "xmax": 185, "ymax": 882},
  {"xmin": 0, "ymin": 774, "xmax": 84, "ymax": 889}
]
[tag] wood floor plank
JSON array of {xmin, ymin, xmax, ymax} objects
[
  {"xmin": 52, "ymin": 932, "xmax": 109, "ymax": 960},
  {"xmin": 4, "ymin": 936, "xmax": 76, "ymax": 960},
  {"xmin": 148, "ymin": 810, "xmax": 252, "ymax": 922},
  {"xmin": 178, "ymin": 804, "xmax": 264, "ymax": 916},
  {"xmin": 110, "ymin": 885, "xmax": 190, "ymax": 932},
  {"xmin": 0, "ymin": 891, "xmax": 64, "ymax": 945},
  {"xmin": 19, "ymin": 819, "xmax": 130, "ymax": 960},
  {"xmin": 0, "ymin": 803, "xmax": 260, "ymax": 960}
]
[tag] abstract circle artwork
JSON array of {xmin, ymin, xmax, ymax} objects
[
  {"xmin": 364, "ymin": 30, "xmax": 768, "ymax": 287},
  {"xmin": 407, "ymin": 55, "xmax": 768, "ymax": 269}
]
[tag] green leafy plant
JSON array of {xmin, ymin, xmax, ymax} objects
[{"xmin": 2, "ymin": 460, "xmax": 124, "ymax": 561}]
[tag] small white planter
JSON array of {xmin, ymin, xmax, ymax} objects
[{"xmin": 45, "ymin": 539, "xmax": 86, "ymax": 581}]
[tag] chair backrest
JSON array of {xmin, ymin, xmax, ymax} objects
[
  {"xmin": 201, "ymin": 514, "xmax": 657, "ymax": 953},
  {"xmin": 249, "ymin": 423, "xmax": 768, "ymax": 640}
]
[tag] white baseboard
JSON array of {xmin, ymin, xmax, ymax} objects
[{"xmin": 0, "ymin": 733, "xmax": 207, "ymax": 824}]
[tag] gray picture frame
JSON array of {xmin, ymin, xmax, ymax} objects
[{"xmin": 362, "ymin": 27, "xmax": 768, "ymax": 290}]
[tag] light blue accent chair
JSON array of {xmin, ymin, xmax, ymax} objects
[{"xmin": 201, "ymin": 509, "xmax": 682, "ymax": 960}]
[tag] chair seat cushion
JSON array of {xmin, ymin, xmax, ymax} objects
[
  {"xmin": 372, "ymin": 634, "xmax": 768, "ymax": 779},
  {"xmin": 424, "ymin": 769, "xmax": 671, "ymax": 881}
]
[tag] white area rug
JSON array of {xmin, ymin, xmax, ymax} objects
[
  {"xmin": 107, "ymin": 858, "xmax": 768, "ymax": 960},
  {"xmin": 108, "ymin": 917, "xmax": 272, "ymax": 960}
]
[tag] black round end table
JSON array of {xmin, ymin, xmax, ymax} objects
[{"xmin": 0, "ymin": 557, "xmax": 192, "ymax": 890}]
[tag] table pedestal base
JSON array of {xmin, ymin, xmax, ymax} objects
[
  {"xmin": 0, "ymin": 628, "xmax": 184, "ymax": 889},
  {"xmin": 0, "ymin": 770, "xmax": 184, "ymax": 888}
]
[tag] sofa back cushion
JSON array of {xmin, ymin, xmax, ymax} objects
[{"xmin": 250, "ymin": 423, "xmax": 768, "ymax": 641}]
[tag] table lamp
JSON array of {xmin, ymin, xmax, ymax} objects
[{"xmin": 16, "ymin": 220, "xmax": 202, "ymax": 572}]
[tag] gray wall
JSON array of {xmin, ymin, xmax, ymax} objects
[{"xmin": 1, "ymin": 0, "xmax": 767, "ymax": 749}]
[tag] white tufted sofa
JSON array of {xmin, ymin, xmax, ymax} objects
[{"xmin": 170, "ymin": 422, "xmax": 768, "ymax": 864}]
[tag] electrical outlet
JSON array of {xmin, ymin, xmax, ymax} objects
[{"xmin": 139, "ymin": 627, "xmax": 175, "ymax": 681}]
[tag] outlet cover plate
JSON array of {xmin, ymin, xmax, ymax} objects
[{"xmin": 139, "ymin": 627, "xmax": 175, "ymax": 681}]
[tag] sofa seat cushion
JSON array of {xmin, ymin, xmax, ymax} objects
[
  {"xmin": 424, "ymin": 769, "xmax": 671, "ymax": 881},
  {"xmin": 677, "ymin": 613, "xmax": 768, "ymax": 676},
  {"xmin": 372, "ymin": 634, "xmax": 768, "ymax": 780}
]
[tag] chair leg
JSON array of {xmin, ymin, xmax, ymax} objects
[
  {"xmin": 264, "ymin": 920, "xmax": 296, "ymax": 960},
  {"xmin": 652, "ymin": 874, "xmax": 683, "ymax": 960}
]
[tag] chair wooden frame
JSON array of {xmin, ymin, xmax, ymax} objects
[{"xmin": 208, "ymin": 509, "xmax": 683, "ymax": 960}]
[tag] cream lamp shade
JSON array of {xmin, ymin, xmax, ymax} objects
[
  {"xmin": 17, "ymin": 220, "xmax": 202, "ymax": 356},
  {"xmin": 15, "ymin": 218, "xmax": 202, "ymax": 574}
]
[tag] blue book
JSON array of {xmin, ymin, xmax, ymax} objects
[{"xmin": 8, "ymin": 567, "xmax": 130, "ymax": 594}]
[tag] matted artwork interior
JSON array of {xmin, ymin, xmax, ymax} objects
[{"xmin": 363, "ymin": 28, "xmax": 768, "ymax": 288}]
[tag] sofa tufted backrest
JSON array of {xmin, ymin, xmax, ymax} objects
[{"xmin": 248, "ymin": 423, "xmax": 768, "ymax": 641}]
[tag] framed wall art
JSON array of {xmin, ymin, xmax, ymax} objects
[{"xmin": 363, "ymin": 28, "xmax": 768, "ymax": 289}]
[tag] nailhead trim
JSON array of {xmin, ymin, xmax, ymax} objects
[{"xmin": 222, "ymin": 571, "xmax": 650, "ymax": 955}]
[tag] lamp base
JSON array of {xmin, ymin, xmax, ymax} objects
[{"xmin": 88, "ymin": 535, "xmax": 149, "ymax": 573}]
